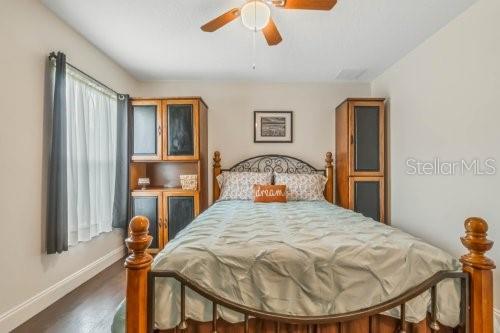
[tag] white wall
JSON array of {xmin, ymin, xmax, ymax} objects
[
  {"xmin": 0, "ymin": 1, "xmax": 138, "ymax": 331},
  {"xmin": 372, "ymin": 0, "xmax": 500, "ymax": 312},
  {"xmin": 135, "ymin": 81, "xmax": 371, "ymax": 202}
]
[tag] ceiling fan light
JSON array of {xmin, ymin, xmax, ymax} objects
[{"xmin": 241, "ymin": 1, "xmax": 271, "ymax": 31}]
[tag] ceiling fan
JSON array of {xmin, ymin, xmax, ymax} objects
[{"xmin": 201, "ymin": 0, "xmax": 337, "ymax": 46}]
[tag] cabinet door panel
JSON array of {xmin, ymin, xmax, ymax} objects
[
  {"xmin": 354, "ymin": 181, "xmax": 380, "ymax": 221},
  {"xmin": 167, "ymin": 196, "xmax": 195, "ymax": 240},
  {"xmin": 163, "ymin": 191, "xmax": 199, "ymax": 243},
  {"xmin": 168, "ymin": 104, "xmax": 194, "ymax": 156},
  {"xmin": 163, "ymin": 100, "xmax": 199, "ymax": 160},
  {"xmin": 349, "ymin": 177, "xmax": 385, "ymax": 223},
  {"xmin": 131, "ymin": 195, "xmax": 161, "ymax": 249},
  {"xmin": 131, "ymin": 100, "xmax": 162, "ymax": 160},
  {"xmin": 354, "ymin": 106, "xmax": 380, "ymax": 171},
  {"xmin": 348, "ymin": 101, "xmax": 384, "ymax": 176},
  {"xmin": 133, "ymin": 106, "xmax": 157, "ymax": 154}
]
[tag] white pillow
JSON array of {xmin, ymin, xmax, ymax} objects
[
  {"xmin": 217, "ymin": 171, "xmax": 273, "ymax": 201},
  {"xmin": 274, "ymin": 173, "xmax": 327, "ymax": 201}
]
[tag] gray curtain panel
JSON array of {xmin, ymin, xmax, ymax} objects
[
  {"xmin": 46, "ymin": 52, "xmax": 68, "ymax": 254},
  {"xmin": 112, "ymin": 94, "xmax": 130, "ymax": 229}
]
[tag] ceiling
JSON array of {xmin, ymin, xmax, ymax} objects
[{"xmin": 42, "ymin": 0, "xmax": 476, "ymax": 82}]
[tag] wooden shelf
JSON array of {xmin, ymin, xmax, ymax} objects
[
  {"xmin": 130, "ymin": 159, "xmax": 200, "ymax": 163},
  {"xmin": 131, "ymin": 187, "xmax": 199, "ymax": 193}
]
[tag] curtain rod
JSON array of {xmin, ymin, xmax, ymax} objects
[{"xmin": 49, "ymin": 52, "xmax": 122, "ymax": 97}]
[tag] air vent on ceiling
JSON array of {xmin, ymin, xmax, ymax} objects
[{"xmin": 336, "ymin": 69, "xmax": 367, "ymax": 80}]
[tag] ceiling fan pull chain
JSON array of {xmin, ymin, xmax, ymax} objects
[
  {"xmin": 252, "ymin": 1, "xmax": 257, "ymax": 70},
  {"xmin": 252, "ymin": 29, "xmax": 257, "ymax": 70}
]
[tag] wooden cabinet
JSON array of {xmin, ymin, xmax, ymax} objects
[
  {"xmin": 131, "ymin": 190, "xmax": 200, "ymax": 253},
  {"xmin": 335, "ymin": 98, "xmax": 386, "ymax": 223},
  {"xmin": 131, "ymin": 100, "xmax": 162, "ymax": 161},
  {"xmin": 132, "ymin": 98, "xmax": 207, "ymax": 162},
  {"xmin": 129, "ymin": 97, "xmax": 208, "ymax": 252}
]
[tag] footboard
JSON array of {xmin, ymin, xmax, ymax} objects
[{"xmin": 124, "ymin": 217, "xmax": 495, "ymax": 333}]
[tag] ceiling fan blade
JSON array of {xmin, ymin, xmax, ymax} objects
[
  {"xmin": 201, "ymin": 8, "xmax": 240, "ymax": 32},
  {"xmin": 282, "ymin": 0, "xmax": 337, "ymax": 10},
  {"xmin": 262, "ymin": 18, "xmax": 283, "ymax": 46}
]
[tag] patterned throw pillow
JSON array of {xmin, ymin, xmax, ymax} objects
[
  {"xmin": 217, "ymin": 171, "xmax": 273, "ymax": 200},
  {"xmin": 274, "ymin": 173, "xmax": 327, "ymax": 201},
  {"xmin": 253, "ymin": 185, "xmax": 287, "ymax": 203}
]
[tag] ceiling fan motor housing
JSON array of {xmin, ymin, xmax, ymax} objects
[{"xmin": 241, "ymin": 1, "xmax": 272, "ymax": 31}]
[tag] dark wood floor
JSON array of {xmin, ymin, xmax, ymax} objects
[{"xmin": 13, "ymin": 259, "xmax": 126, "ymax": 333}]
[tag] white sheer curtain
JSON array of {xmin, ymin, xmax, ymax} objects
[{"xmin": 66, "ymin": 69, "xmax": 118, "ymax": 246}]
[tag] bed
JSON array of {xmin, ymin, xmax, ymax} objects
[{"xmin": 120, "ymin": 152, "xmax": 495, "ymax": 333}]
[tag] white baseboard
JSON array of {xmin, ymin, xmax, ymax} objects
[
  {"xmin": 0, "ymin": 246, "xmax": 125, "ymax": 332},
  {"xmin": 494, "ymin": 307, "xmax": 500, "ymax": 333}
]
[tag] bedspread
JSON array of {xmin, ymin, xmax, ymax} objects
[{"xmin": 150, "ymin": 201, "xmax": 461, "ymax": 329}]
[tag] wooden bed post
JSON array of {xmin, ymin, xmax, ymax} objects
[
  {"xmin": 125, "ymin": 216, "xmax": 153, "ymax": 333},
  {"xmin": 325, "ymin": 152, "xmax": 334, "ymax": 203},
  {"xmin": 213, "ymin": 151, "xmax": 221, "ymax": 202},
  {"xmin": 460, "ymin": 217, "xmax": 496, "ymax": 333}
]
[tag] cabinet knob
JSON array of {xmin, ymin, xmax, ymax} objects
[{"xmin": 158, "ymin": 126, "xmax": 162, "ymax": 136}]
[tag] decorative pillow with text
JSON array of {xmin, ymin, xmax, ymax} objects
[{"xmin": 253, "ymin": 185, "xmax": 287, "ymax": 203}]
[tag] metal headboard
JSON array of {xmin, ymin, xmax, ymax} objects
[
  {"xmin": 213, "ymin": 151, "xmax": 334, "ymax": 203},
  {"xmin": 223, "ymin": 155, "xmax": 324, "ymax": 175}
]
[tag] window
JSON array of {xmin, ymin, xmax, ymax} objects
[{"xmin": 65, "ymin": 68, "xmax": 118, "ymax": 245}]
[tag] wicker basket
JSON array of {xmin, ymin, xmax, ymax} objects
[{"xmin": 180, "ymin": 174, "xmax": 198, "ymax": 190}]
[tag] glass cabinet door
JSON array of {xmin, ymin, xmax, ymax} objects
[
  {"xmin": 163, "ymin": 100, "xmax": 199, "ymax": 160},
  {"xmin": 130, "ymin": 191, "xmax": 163, "ymax": 251},
  {"xmin": 163, "ymin": 191, "xmax": 199, "ymax": 243},
  {"xmin": 349, "ymin": 101, "xmax": 384, "ymax": 176},
  {"xmin": 131, "ymin": 100, "xmax": 162, "ymax": 161},
  {"xmin": 349, "ymin": 177, "xmax": 385, "ymax": 223}
]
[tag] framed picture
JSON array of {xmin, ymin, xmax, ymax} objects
[{"xmin": 254, "ymin": 111, "xmax": 293, "ymax": 143}]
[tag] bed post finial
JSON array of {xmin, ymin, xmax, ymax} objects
[
  {"xmin": 324, "ymin": 152, "xmax": 334, "ymax": 203},
  {"xmin": 213, "ymin": 151, "xmax": 222, "ymax": 203},
  {"xmin": 460, "ymin": 217, "xmax": 495, "ymax": 333},
  {"xmin": 213, "ymin": 151, "xmax": 221, "ymax": 168},
  {"xmin": 125, "ymin": 216, "xmax": 153, "ymax": 333}
]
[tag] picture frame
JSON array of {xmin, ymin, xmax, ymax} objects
[{"xmin": 254, "ymin": 111, "xmax": 293, "ymax": 143}]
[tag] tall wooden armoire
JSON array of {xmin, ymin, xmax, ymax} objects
[
  {"xmin": 129, "ymin": 97, "xmax": 208, "ymax": 253},
  {"xmin": 335, "ymin": 98, "xmax": 386, "ymax": 223}
]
